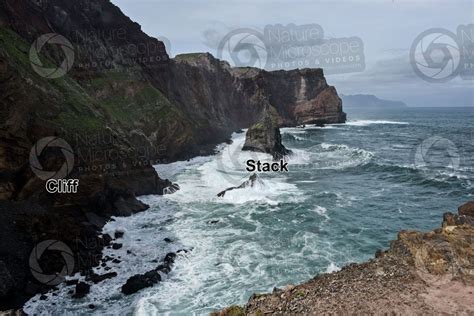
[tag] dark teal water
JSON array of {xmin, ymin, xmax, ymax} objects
[{"xmin": 25, "ymin": 107, "xmax": 474, "ymax": 315}]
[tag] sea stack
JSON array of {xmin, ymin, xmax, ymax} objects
[{"xmin": 242, "ymin": 106, "xmax": 291, "ymax": 160}]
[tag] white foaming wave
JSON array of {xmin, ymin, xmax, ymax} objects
[
  {"xmin": 133, "ymin": 204, "xmax": 283, "ymax": 315},
  {"xmin": 157, "ymin": 132, "xmax": 303, "ymax": 205},
  {"xmin": 24, "ymin": 199, "xmax": 185, "ymax": 316},
  {"xmin": 281, "ymin": 128, "xmax": 307, "ymax": 134},
  {"xmin": 153, "ymin": 155, "xmax": 213, "ymax": 181},
  {"xmin": 305, "ymin": 125, "xmax": 338, "ymax": 129},
  {"xmin": 325, "ymin": 262, "xmax": 340, "ymax": 273},
  {"xmin": 313, "ymin": 205, "xmax": 327, "ymax": 215},
  {"xmin": 343, "ymin": 120, "xmax": 409, "ymax": 126},
  {"xmin": 288, "ymin": 148, "xmax": 312, "ymax": 165},
  {"xmin": 213, "ymin": 178, "xmax": 299, "ymax": 205},
  {"xmin": 312, "ymin": 143, "xmax": 374, "ymax": 170},
  {"xmin": 281, "ymin": 126, "xmax": 338, "ymax": 133},
  {"xmin": 153, "ymin": 131, "xmax": 249, "ymax": 181},
  {"xmin": 292, "ymin": 134, "xmax": 307, "ymax": 141}
]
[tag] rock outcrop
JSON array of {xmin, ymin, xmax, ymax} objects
[
  {"xmin": 217, "ymin": 174, "xmax": 261, "ymax": 197},
  {"xmin": 459, "ymin": 200, "xmax": 474, "ymax": 217},
  {"xmin": 242, "ymin": 108, "xmax": 291, "ymax": 160},
  {"xmin": 214, "ymin": 201, "xmax": 474, "ymax": 315},
  {"xmin": 121, "ymin": 251, "xmax": 180, "ymax": 295}
]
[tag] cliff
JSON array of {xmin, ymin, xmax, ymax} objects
[
  {"xmin": 0, "ymin": 0, "xmax": 345, "ymax": 310},
  {"xmin": 214, "ymin": 201, "xmax": 474, "ymax": 315}
]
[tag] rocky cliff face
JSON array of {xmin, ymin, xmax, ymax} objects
[
  {"xmin": 231, "ymin": 67, "xmax": 346, "ymax": 126},
  {"xmin": 0, "ymin": 0, "xmax": 345, "ymax": 310}
]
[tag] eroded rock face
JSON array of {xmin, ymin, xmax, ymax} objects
[{"xmin": 242, "ymin": 109, "xmax": 291, "ymax": 160}]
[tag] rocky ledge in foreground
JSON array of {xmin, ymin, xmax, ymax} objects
[
  {"xmin": 242, "ymin": 108, "xmax": 291, "ymax": 160},
  {"xmin": 213, "ymin": 201, "xmax": 474, "ymax": 315}
]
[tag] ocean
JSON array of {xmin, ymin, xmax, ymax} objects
[{"xmin": 24, "ymin": 107, "xmax": 474, "ymax": 315}]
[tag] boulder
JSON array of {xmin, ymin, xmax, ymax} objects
[
  {"xmin": 112, "ymin": 243, "xmax": 123, "ymax": 250},
  {"xmin": 72, "ymin": 282, "xmax": 90, "ymax": 299},
  {"xmin": 86, "ymin": 272, "xmax": 117, "ymax": 284},
  {"xmin": 121, "ymin": 252, "xmax": 178, "ymax": 295},
  {"xmin": 114, "ymin": 230, "xmax": 125, "ymax": 239},
  {"xmin": 121, "ymin": 270, "xmax": 161, "ymax": 295},
  {"xmin": 458, "ymin": 201, "xmax": 474, "ymax": 217}
]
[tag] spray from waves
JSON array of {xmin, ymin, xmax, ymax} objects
[
  {"xmin": 325, "ymin": 262, "xmax": 340, "ymax": 273},
  {"xmin": 156, "ymin": 132, "xmax": 304, "ymax": 206},
  {"xmin": 342, "ymin": 120, "xmax": 409, "ymax": 126}
]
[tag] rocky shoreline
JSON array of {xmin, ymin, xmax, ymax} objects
[{"xmin": 213, "ymin": 201, "xmax": 474, "ymax": 315}]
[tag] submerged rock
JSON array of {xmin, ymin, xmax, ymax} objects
[{"xmin": 217, "ymin": 174, "xmax": 261, "ymax": 197}]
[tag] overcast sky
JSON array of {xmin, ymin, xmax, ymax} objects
[{"xmin": 112, "ymin": 0, "xmax": 473, "ymax": 107}]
